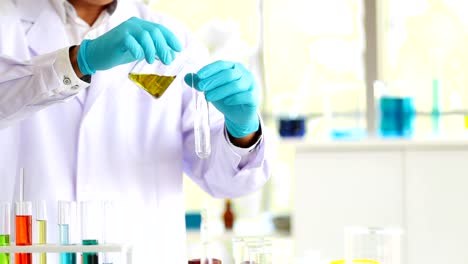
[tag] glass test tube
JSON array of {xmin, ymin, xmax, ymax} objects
[
  {"xmin": 35, "ymin": 201, "xmax": 47, "ymax": 264},
  {"xmin": 193, "ymin": 75, "xmax": 211, "ymax": 159},
  {"xmin": 81, "ymin": 201, "xmax": 101, "ymax": 264},
  {"xmin": 102, "ymin": 201, "xmax": 114, "ymax": 264},
  {"xmin": 197, "ymin": 209, "xmax": 220, "ymax": 264},
  {"xmin": 58, "ymin": 201, "xmax": 76, "ymax": 264},
  {"xmin": 15, "ymin": 201, "xmax": 32, "ymax": 264},
  {"xmin": 0, "ymin": 202, "xmax": 11, "ymax": 264}
]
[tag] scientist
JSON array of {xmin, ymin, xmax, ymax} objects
[{"xmin": 0, "ymin": 0, "xmax": 269, "ymax": 262}]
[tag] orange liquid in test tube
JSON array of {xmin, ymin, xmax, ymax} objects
[{"xmin": 15, "ymin": 214, "xmax": 32, "ymax": 264}]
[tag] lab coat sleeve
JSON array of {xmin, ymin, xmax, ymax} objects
[
  {"xmin": 181, "ymin": 62, "xmax": 270, "ymax": 198},
  {"xmin": 0, "ymin": 47, "xmax": 90, "ymax": 128},
  {"xmin": 222, "ymin": 116, "xmax": 265, "ymax": 168}
]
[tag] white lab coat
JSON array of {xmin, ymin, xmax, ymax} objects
[{"xmin": 0, "ymin": 0, "xmax": 270, "ymax": 262}]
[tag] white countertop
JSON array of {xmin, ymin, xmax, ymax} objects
[{"xmin": 280, "ymin": 137, "xmax": 468, "ymax": 152}]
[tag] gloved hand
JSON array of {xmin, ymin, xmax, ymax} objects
[
  {"xmin": 77, "ymin": 17, "xmax": 182, "ymax": 75},
  {"xmin": 184, "ymin": 61, "xmax": 260, "ymax": 138}
]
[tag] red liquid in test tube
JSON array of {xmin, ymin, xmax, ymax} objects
[{"xmin": 15, "ymin": 202, "xmax": 32, "ymax": 264}]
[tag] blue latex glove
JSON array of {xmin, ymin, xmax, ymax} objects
[
  {"xmin": 184, "ymin": 61, "xmax": 260, "ymax": 138},
  {"xmin": 77, "ymin": 17, "xmax": 182, "ymax": 75}
]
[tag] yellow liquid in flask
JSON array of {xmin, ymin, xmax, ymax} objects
[{"xmin": 128, "ymin": 74, "xmax": 176, "ymax": 98}]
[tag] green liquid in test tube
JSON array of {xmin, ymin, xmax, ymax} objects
[
  {"xmin": 82, "ymin": 240, "xmax": 98, "ymax": 264},
  {"xmin": 0, "ymin": 202, "xmax": 11, "ymax": 264},
  {"xmin": 58, "ymin": 201, "xmax": 76, "ymax": 264},
  {"xmin": 81, "ymin": 201, "xmax": 102, "ymax": 264},
  {"xmin": 0, "ymin": 235, "xmax": 9, "ymax": 264}
]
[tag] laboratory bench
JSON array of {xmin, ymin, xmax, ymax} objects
[{"xmin": 279, "ymin": 137, "xmax": 468, "ymax": 264}]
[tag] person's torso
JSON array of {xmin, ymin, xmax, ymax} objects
[{"xmin": 0, "ymin": 1, "xmax": 193, "ymax": 262}]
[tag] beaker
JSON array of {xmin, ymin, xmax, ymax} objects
[
  {"xmin": 188, "ymin": 259, "xmax": 222, "ymax": 264},
  {"xmin": 320, "ymin": 82, "xmax": 366, "ymax": 140},
  {"xmin": 344, "ymin": 227, "xmax": 402, "ymax": 264},
  {"xmin": 374, "ymin": 81, "xmax": 416, "ymax": 138},
  {"xmin": 128, "ymin": 52, "xmax": 211, "ymax": 159},
  {"xmin": 232, "ymin": 237, "xmax": 272, "ymax": 264}
]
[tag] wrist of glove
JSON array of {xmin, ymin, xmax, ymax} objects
[
  {"xmin": 225, "ymin": 113, "xmax": 260, "ymax": 139},
  {"xmin": 77, "ymin": 17, "xmax": 182, "ymax": 75},
  {"xmin": 77, "ymin": 40, "xmax": 95, "ymax": 75},
  {"xmin": 184, "ymin": 61, "xmax": 260, "ymax": 138}
]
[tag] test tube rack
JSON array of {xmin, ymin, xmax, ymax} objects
[{"xmin": 0, "ymin": 243, "xmax": 133, "ymax": 264}]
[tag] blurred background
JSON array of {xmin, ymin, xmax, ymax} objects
[{"xmin": 143, "ymin": 0, "xmax": 468, "ymax": 263}]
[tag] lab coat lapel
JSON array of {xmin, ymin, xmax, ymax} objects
[
  {"xmin": 21, "ymin": 0, "xmax": 69, "ymax": 55},
  {"xmin": 81, "ymin": 4, "xmax": 132, "ymax": 119},
  {"xmin": 82, "ymin": 72, "xmax": 107, "ymax": 118},
  {"xmin": 81, "ymin": 65, "xmax": 129, "ymax": 118}
]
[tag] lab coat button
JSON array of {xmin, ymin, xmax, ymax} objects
[
  {"xmin": 71, "ymin": 85, "xmax": 79, "ymax": 90},
  {"xmin": 63, "ymin": 76, "xmax": 71, "ymax": 85}
]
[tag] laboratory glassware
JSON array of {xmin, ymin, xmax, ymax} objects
[
  {"xmin": 188, "ymin": 259, "xmax": 221, "ymax": 264},
  {"xmin": 331, "ymin": 260, "xmax": 380, "ymax": 264},
  {"xmin": 278, "ymin": 115, "xmax": 306, "ymax": 138},
  {"xmin": 15, "ymin": 201, "xmax": 32, "ymax": 264},
  {"xmin": 232, "ymin": 237, "xmax": 244, "ymax": 264},
  {"xmin": 58, "ymin": 201, "xmax": 76, "ymax": 264},
  {"xmin": 0, "ymin": 202, "xmax": 10, "ymax": 264},
  {"xmin": 188, "ymin": 209, "xmax": 222, "ymax": 264},
  {"xmin": 128, "ymin": 51, "xmax": 192, "ymax": 99},
  {"xmin": 128, "ymin": 50, "xmax": 211, "ymax": 159},
  {"xmin": 35, "ymin": 201, "xmax": 47, "ymax": 264},
  {"xmin": 128, "ymin": 58, "xmax": 178, "ymax": 99},
  {"xmin": 232, "ymin": 237, "xmax": 272, "ymax": 264},
  {"xmin": 319, "ymin": 82, "xmax": 366, "ymax": 140},
  {"xmin": 378, "ymin": 97, "xmax": 415, "ymax": 138},
  {"xmin": 200, "ymin": 209, "xmax": 211, "ymax": 264},
  {"xmin": 344, "ymin": 227, "xmax": 402, "ymax": 264},
  {"xmin": 102, "ymin": 201, "xmax": 115, "ymax": 264},
  {"xmin": 190, "ymin": 72, "xmax": 211, "ymax": 158},
  {"xmin": 81, "ymin": 201, "xmax": 103, "ymax": 264},
  {"xmin": 374, "ymin": 80, "xmax": 415, "ymax": 138},
  {"xmin": 222, "ymin": 199, "xmax": 234, "ymax": 231}
]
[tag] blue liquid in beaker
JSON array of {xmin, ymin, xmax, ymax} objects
[{"xmin": 379, "ymin": 96, "xmax": 415, "ymax": 138}]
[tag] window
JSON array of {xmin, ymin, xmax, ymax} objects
[
  {"xmin": 264, "ymin": 0, "xmax": 366, "ymax": 138},
  {"xmin": 152, "ymin": 0, "xmax": 367, "ymax": 138},
  {"xmin": 381, "ymin": 0, "xmax": 468, "ymax": 136}
]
